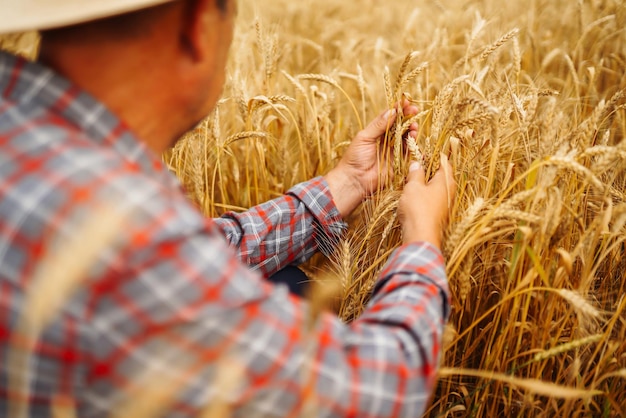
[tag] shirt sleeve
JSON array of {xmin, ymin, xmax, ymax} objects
[
  {"xmin": 80, "ymin": 172, "xmax": 450, "ymax": 418},
  {"xmin": 213, "ymin": 177, "xmax": 347, "ymax": 277}
]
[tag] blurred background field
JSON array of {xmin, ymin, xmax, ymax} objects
[{"xmin": 3, "ymin": 0, "xmax": 626, "ymax": 416}]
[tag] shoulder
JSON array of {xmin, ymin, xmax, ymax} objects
[{"xmin": 0, "ymin": 97, "xmax": 216, "ymax": 248}]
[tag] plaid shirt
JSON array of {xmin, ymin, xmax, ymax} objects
[{"xmin": 0, "ymin": 51, "xmax": 450, "ymax": 418}]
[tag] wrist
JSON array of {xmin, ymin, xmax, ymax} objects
[
  {"xmin": 324, "ymin": 167, "xmax": 365, "ymax": 219},
  {"xmin": 402, "ymin": 225, "xmax": 442, "ymax": 249}
]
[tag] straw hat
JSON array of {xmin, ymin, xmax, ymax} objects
[{"xmin": 0, "ymin": 0, "xmax": 175, "ymax": 34}]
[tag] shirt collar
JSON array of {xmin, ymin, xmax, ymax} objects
[{"xmin": 0, "ymin": 50, "xmax": 169, "ymax": 177}]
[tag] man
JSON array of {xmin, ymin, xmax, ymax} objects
[{"xmin": 0, "ymin": 0, "xmax": 456, "ymax": 416}]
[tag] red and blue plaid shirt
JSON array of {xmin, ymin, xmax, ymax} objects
[{"xmin": 0, "ymin": 51, "xmax": 450, "ymax": 417}]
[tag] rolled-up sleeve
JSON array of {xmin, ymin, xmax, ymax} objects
[{"xmin": 213, "ymin": 177, "xmax": 347, "ymax": 277}]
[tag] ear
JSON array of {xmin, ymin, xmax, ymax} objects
[{"xmin": 179, "ymin": 0, "xmax": 220, "ymax": 63}]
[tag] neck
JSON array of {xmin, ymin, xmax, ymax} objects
[{"xmin": 39, "ymin": 36, "xmax": 181, "ymax": 155}]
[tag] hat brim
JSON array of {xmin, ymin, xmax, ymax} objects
[{"xmin": 0, "ymin": 0, "xmax": 175, "ymax": 34}]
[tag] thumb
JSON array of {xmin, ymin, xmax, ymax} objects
[
  {"xmin": 359, "ymin": 108, "xmax": 397, "ymax": 140},
  {"xmin": 407, "ymin": 161, "xmax": 426, "ymax": 185}
]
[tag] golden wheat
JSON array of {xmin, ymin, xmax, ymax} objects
[{"xmin": 4, "ymin": 0, "xmax": 626, "ymax": 415}]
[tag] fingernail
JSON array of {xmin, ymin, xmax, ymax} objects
[
  {"xmin": 409, "ymin": 161, "xmax": 422, "ymax": 172},
  {"xmin": 385, "ymin": 108, "xmax": 397, "ymax": 121}
]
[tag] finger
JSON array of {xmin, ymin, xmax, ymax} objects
[
  {"xmin": 437, "ymin": 153, "xmax": 457, "ymax": 201},
  {"xmin": 407, "ymin": 122, "xmax": 418, "ymax": 139},
  {"xmin": 407, "ymin": 161, "xmax": 426, "ymax": 185},
  {"xmin": 440, "ymin": 153, "xmax": 455, "ymax": 182},
  {"xmin": 402, "ymin": 104, "xmax": 419, "ymax": 117},
  {"xmin": 401, "ymin": 95, "xmax": 418, "ymax": 113},
  {"xmin": 430, "ymin": 155, "xmax": 452, "ymax": 184},
  {"xmin": 359, "ymin": 108, "xmax": 397, "ymax": 140}
]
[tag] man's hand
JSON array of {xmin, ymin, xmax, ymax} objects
[
  {"xmin": 398, "ymin": 154, "xmax": 456, "ymax": 250},
  {"xmin": 325, "ymin": 100, "xmax": 419, "ymax": 219}
]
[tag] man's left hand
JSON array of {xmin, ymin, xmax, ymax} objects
[{"xmin": 325, "ymin": 99, "xmax": 419, "ymax": 219}]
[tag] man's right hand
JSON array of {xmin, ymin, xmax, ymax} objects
[{"xmin": 398, "ymin": 154, "xmax": 456, "ymax": 250}]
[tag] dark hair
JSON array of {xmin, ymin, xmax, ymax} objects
[{"xmin": 40, "ymin": 0, "xmax": 229, "ymax": 42}]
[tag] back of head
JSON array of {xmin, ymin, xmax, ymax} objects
[
  {"xmin": 6, "ymin": 0, "xmax": 235, "ymax": 154},
  {"xmin": 1, "ymin": 0, "xmax": 229, "ymax": 38},
  {"xmin": 39, "ymin": 2, "xmax": 181, "ymax": 51}
]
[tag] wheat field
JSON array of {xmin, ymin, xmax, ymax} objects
[{"xmin": 3, "ymin": 0, "xmax": 626, "ymax": 416}]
